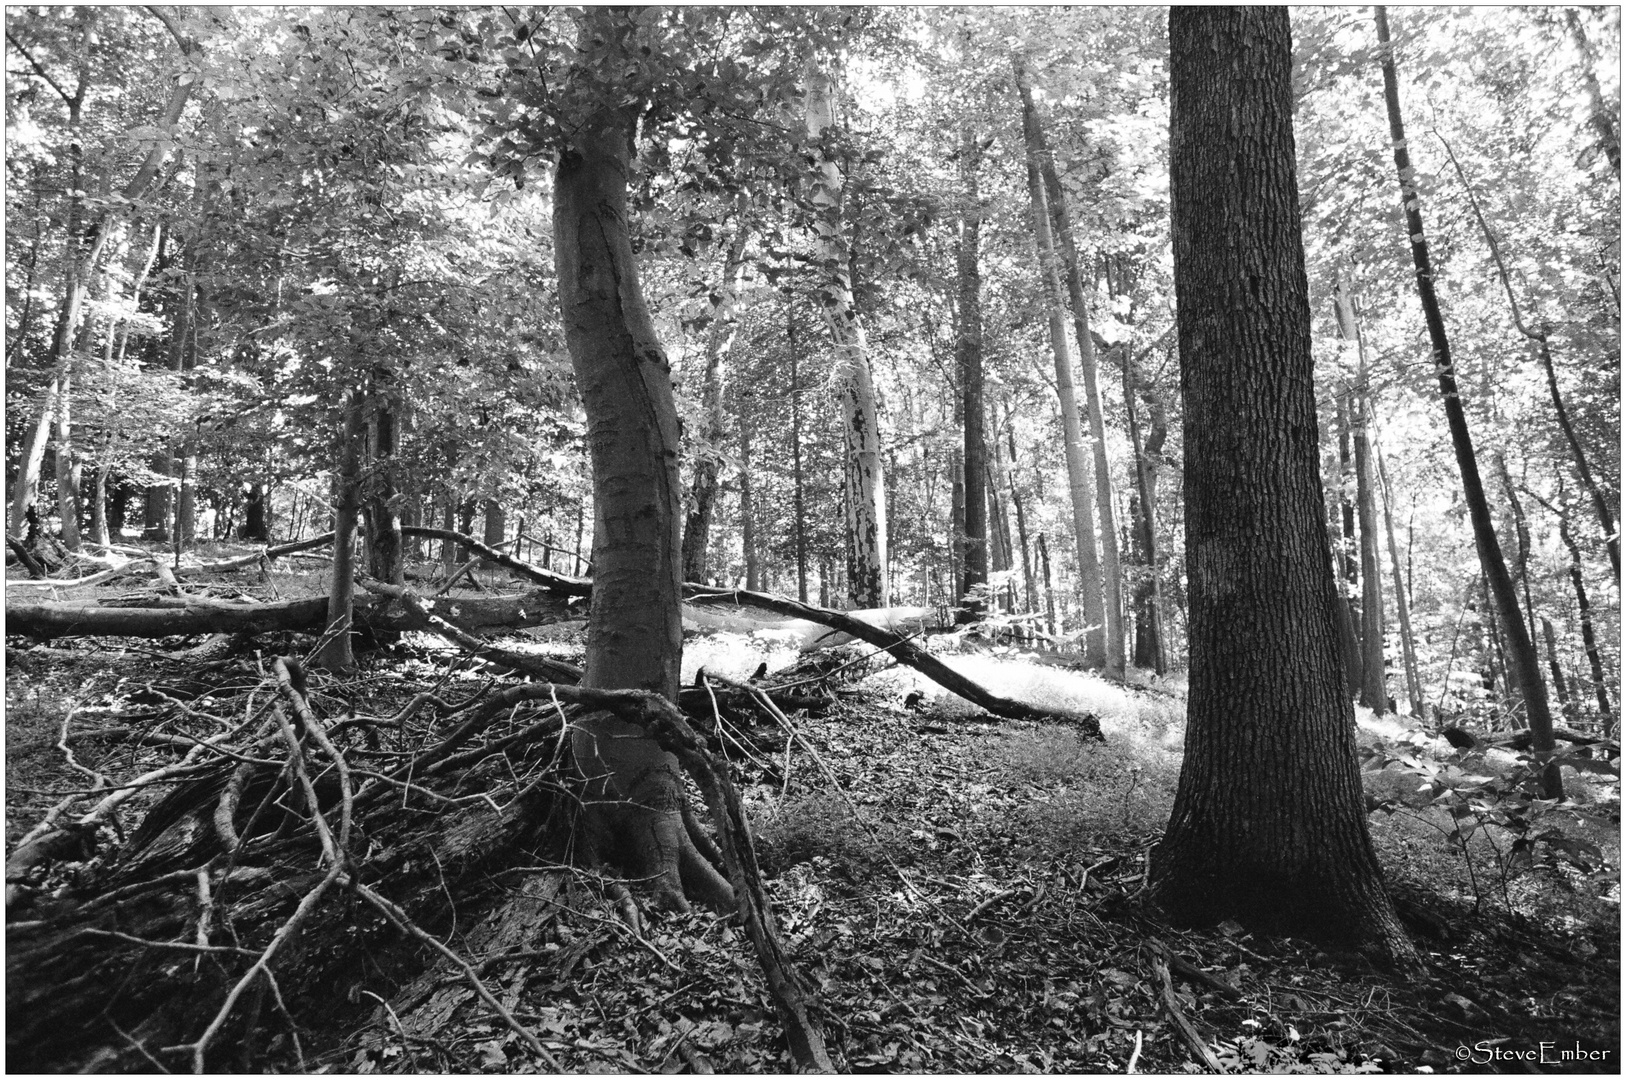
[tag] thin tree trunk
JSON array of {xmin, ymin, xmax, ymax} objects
[
  {"xmin": 1541, "ymin": 616, "xmax": 1575, "ymax": 723},
  {"xmin": 1123, "ymin": 354, "xmax": 1169, "ymax": 673},
  {"xmin": 54, "ymin": 372, "xmax": 82, "ymax": 551},
  {"xmin": 315, "ymin": 393, "xmax": 364, "ymax": 674},
  {"xmin": 88, "ymin": 464, "xmax": 112, "ymax": 549},
  {"xmin": 1373, "ymin": 436, "xmax": 1426, "ymax": 719},
  {"xmin": 1435, "ymin": 131, "xmax": 1620, "ymax": 582},
  {"xmin": 958, "ymin": 125, "xmax": 989, "ymax": 621},
  {"xmin": 789, "ymin": 309, "xmax": 809, "ymax": 602},
  {"xmin": 1014, "ymin": 58, "xmax": 1106, "ymax": 668},
  {"xmin": 739, "ymin": 387, "xmax": 761, "ymax": 593},
  {"xmin": 1336, "ymin": 273, "xmax": 1386, "ymax": 713},
  {"xmin": 1376, "ymin": 5, "xmax": 1558, "ymax": 797},
  {"xmin": 682, "ymin": 227, "xmax": 749, "ymax": 583},
  {"xmin": 1034, "ymin": 103, "xmax": 1126, "ymax": 676},
  {"xmin": 805, "ymin": 65, "xmax": 887, "ymax": 607},
  {"xmin": 1007, "ymin": 421, "xmax": 1038, "ymax": 616},
  {"xmin": 1561, "ymin": 9, "xmax": 1621, "ymax": 176},
  {"xmin": 1038, "ymin": 533, "xmax": 1058, "ymax": 637}
]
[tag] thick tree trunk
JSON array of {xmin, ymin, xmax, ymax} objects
[
  {"xmin": 805, "ymin": 65, "xmax": 888, "ymax": 608},
  {"xmin": 681, "ymin": 228, "xmax": 748, "ymax": 584},
  {"xmin": 241, "ymin": 481, "xmax": 269, "ymax": 541},
  {"xmin": 1376, "ymin": 6, "xmax": 1559, "ymax": 797},
  {"xmin": 1154, "ymin": 7, "xmax": 1414, "ymax": 965},
  {"xmin": 958, "ymin": 125, "xmax": 989, "ymax": 621},
  {"xmin": 88, "ymin": 464, "xmax": 112, "ymax": 549},
  {"xmin": 553, "ymin": 30, "xmax": 730, "ymax": 910},
  {"xmin": 1014, "ymin": 58, "xmax": 1106, "ymax": 668}
]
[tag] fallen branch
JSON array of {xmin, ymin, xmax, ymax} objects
[
  {"xmin": 7, "ymin": 536, "xmax": 47, "ymax": 579},
  {"xmin": 1152, "ymin": 953, "xmax": 1223, "ymax": 1071},
  {"xmin": 687, "ymin": 586, "xmax": 1102, "ymax": 733},
  {"xmin": 401, "ymin": 526, "xmax": 591, "ymax": 596}
]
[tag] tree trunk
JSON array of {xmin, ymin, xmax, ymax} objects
[
  {"xmin": 789, "ymin": 326, "xmax": 809, "ymax": 602},
  {"xmin": 88, "ymin": 464, "xmax": 112, "ymax": 549},
  {"xmin": 315, "ymin": 394, "xmax": 364, "ymax": 673},
  {"xmin": 482, "ymin": 497, "xmax": 506, "ymax": 550},
  {"xmin": 553, "ymin": 27, "xmax": 731, "ymax": 909},
  {"xmin": 53, "ymin": 377, "xmax": 82, "ymax": 551},
  {"xmin": 1554, "ymin": 507, "xmax": 1614, "ymax": 722},
  {"xmin": 805, "ymin": 65, "xmax": 887, "ymax": 607},
  {"xmin": 1375, "ymin": 6, "xmax": 1559, "ymax": 797},
  {"xmin": 1335, "ymin": 274, "xmax": 1387, "ymax": 713},
  {"xmin": 1038, "ymin": 532, "xmax": 1058, "ymax": 637},
  {"xmin": 681, "ymin": 227, "xmax": 749, "ymax": 583},
  {"xmin": 1541, "ymin": 616, "xmax": 1575, "ymax": 722},
  {"xmin": 1014, "ymin": 58, "xmax": 1106, "ymax": 668},
  {"xmin": 1374, "ymin": 437, "xmax": 1427, "ymax": 718},
  {"xmin": 1032, "ymin": 96, "xmax": 1127, "ymax": 676},
  {"xmin": 1124, "ymin": 354, "xmax": 1169, "ymax": 673},
  {"xmin": 242, "ymin": 482, "xmax": 269, "ymax": 542},
  {"xmin": 738, "ymin": 385, "xmax": 761, "ymax": 594},
  {"xmin": 1155, "ymin": 7, "xmax": 1414, "ymax": 964},
  {"xmin": 1562, "ymin": 8, "xmax": 1621, "ymax": 176},
  {"xmin": 957, "ymin": 124, "xmax": 989, "ymax": 621},
  {"xmin": 365, "ymin": 402, "xmax": 404, "ymax": 585},
  {"xmin": 1007, "ymin": 422, "xmax": 1038, "ymax": 617}
]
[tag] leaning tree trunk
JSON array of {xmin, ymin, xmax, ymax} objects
[
  {"xmin": 1030, "ymin": 90, "xmax": 1127, "ymax": 677},
  {"xmin": 553, "ymin": 44, "xmax": 731, "ymax": 910},
  {"xmin": 681, "ymin": 225, "xmax": 749, "ymax": 584},
  {"xmin": 1375, "ymin": 5, "xmax": 1559, "ymax": 798},
  {"xmin": 1014, "ymin": 57, "xmax": 1107, "ymax": 668},
  {"xmin": 1154, "ymin": 6, "xmax": 1415, "ymax": 966},
  {"xmin": 804, "ymin": 65, "xmax": 888, "ymax": 607}
]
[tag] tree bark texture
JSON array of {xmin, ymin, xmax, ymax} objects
[
  {"xmin": 1375, "ymin": 6, "xmax": 1560, "ymax": 797},
  {"xmin": 553, "ymin": 22, "xmax": 730, "ymax": 910},
  {"xmin": 1014, "ymin": 57, "xmax": 1107, "ymax": 668},
  {"xmin": 1155, "ymin": 6, "xmax": 1414, "ymax": 964},
  {"xmin": 805, "ymin": 65, "xmax": 889, "ymax": 608}
]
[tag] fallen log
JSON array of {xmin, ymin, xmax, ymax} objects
[
  {"xmin": 6, "ymin": 588, "xmax": 578, "ymax": 640},
  {"xmin": 7, "ymin": 537, "xmax": 47, "ymax": 579},
  {"xmin": 685, "ymin": 585, "xmax": 1101, "ymax": 734},
  {"xmin": 401, "ymin": 525, "xmax": 591, "ymax": 596}
]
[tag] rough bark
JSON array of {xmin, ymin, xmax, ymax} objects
[
  {"xmin": 1154, "ymin": 6, "xmax": 1415, "ymax": 965},
  {"xmin": 1375, "ymin": 6, "xmax": 1559, "ymax": 797},
  {"xmin": 366, "ymin": 401, "xmax": 404, "ymax": 585},
  {"xmin": 553, "ymin": 18, "xmax": 730, "ymax": 911},
  {"xmin": 1014, "ymin": 57, "xmax": 1107, "ymax": 668},
  {"xmin": 805, "ymin": 64, "xmax": 888, "ymax": 607}
]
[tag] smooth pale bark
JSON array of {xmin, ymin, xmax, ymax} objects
[
  {"xmin": 1373, "ymin": 436, "xmax": 1427, "ymax": 718},
  {"xmin": 1013, "ymin": 57, "xmax": 1107, "ymax": 668},
  {"xmin": 553, "ymin": 37, "xmax": 730, "ymax": 910},
  {"xmin": 315, "ymin": 394, "xmax": 364, "ymax": 673},
  {"xmin": 1031, "ymin": 94, "xmax": 1127, "ymax": 676},
  {"xmin": 1155, "ymin": 7, "xmax": 1414, "ymax": 965},
  {"xmin": 681, "ymin": 227, "xmax": 749, "ymax": 583},
  {"xmin": 805, "ymin": 66, "xmax": 888, "ymax": 607},
  {"xmin": 958, "ymin": 124, "xmax": 989, "ymax": 621},
  {"xmin": 1375, "ymin": 6, "xmax": 1559, "ymax": 797},
  {"xmin": 53, "ymin": 373, "xmax": 82, "ymax": 551},
  {"xmin": 1335, "ymin": 273, "xmax": 1387, "ymax": 713}
]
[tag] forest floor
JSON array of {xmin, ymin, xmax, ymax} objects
[{"xmin": 4, "ymin": 555, "xmax": 1620, "ymax": 1073}]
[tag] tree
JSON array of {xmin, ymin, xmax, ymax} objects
[
  {"xmin": 1373, "ymin": 6, "xmax": 1560, "ymax": 797},
  {"xmin": 1152, "ymin": 6, "xmax": 1415, "ymax": 964},
  {"xmin": 956, "ymin": 124, "xmax": 989, "ymax": 619},
  {"xmin": 549, "ymin": 9, "xmax": 731, "ymax": 912}
]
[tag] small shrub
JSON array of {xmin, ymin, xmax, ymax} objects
[{"xmin": 752, "ymin": 791, "xmax": 894, "ymax": 877}]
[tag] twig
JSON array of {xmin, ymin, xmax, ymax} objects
[
  {"xmin": 273, "ymin": 658, "xmax": 353, "ymax": 854},
  {"xmin": 77, "ymin": 928, "xmax": 257, "ymax": 957},
  {"xmin": 1152, "ymin": 955, "xmax": 1223, "ymax": 1071},
  {"xmin": 1126, "ymin": 1029, "xmax": 1144, "ymax": 1074}
]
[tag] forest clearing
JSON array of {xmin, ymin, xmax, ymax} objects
[{"xmin": 5, "ymin": 5, "xmax": 1620, "ymax": 1074}]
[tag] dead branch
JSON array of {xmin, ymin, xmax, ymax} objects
[
  {"xmin": 401, "ymin": 525, "xmax": 591, "ymax": 596},
  {"xmin": 687, "ymin": 586, "xmax": 1102, "ymax": 734}
]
